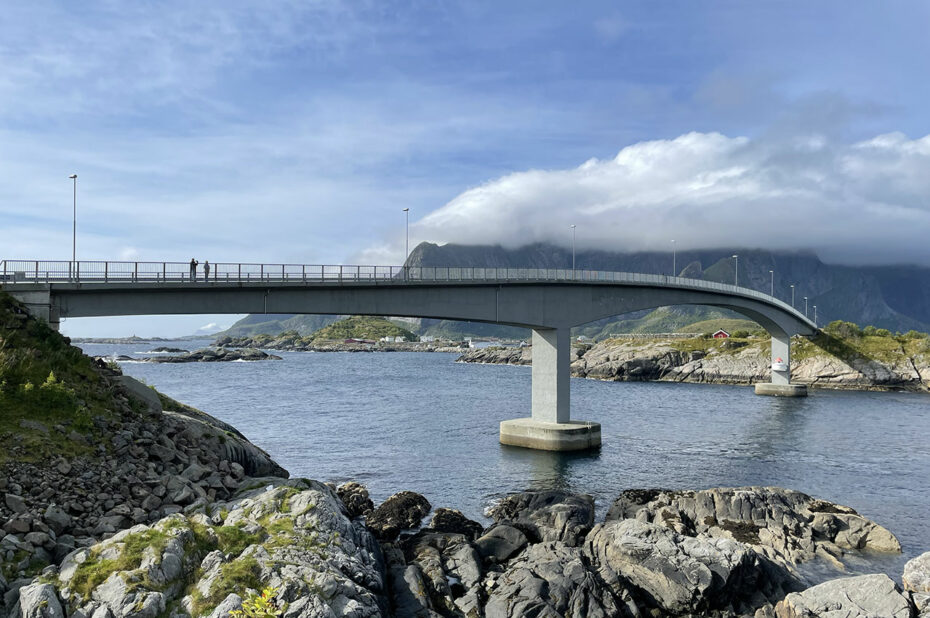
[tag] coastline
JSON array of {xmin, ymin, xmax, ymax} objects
[{"xmin": 457, "ymin": 335, "xmax": 930, "ymax": 394}]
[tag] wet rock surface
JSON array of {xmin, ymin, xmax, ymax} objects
[
  {"xmin": 364, "ymin": 491, "xmax": 432, "ymax": 541},
  {"xmin": 488, "ymin": 490, "xmax": 594, "ymax": 546}
]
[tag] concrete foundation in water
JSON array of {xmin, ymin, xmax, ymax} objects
[
  {"xmin": 499, "ymin": 418, "xmax": 601, "ymax": 451},
  {"xmin": 754, "ymin": 383, "xmax": 808, "ymax": 397}
]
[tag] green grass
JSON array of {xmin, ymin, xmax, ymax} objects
[
  {"xmin": 0, "ymin": 292, "xmax": 118, "ymax": 463},
  {"xmin": 189, "ymin": 556, "xmax": 262, "ymax": 616},
  {"xmin": 310, "ymin": 316, "xmax": 418, "ymax": 342},
  {"xmin": 69, "ymin": 528, "xmax": 173, "ymax": 601}
]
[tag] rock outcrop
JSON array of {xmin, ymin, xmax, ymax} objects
[
  {"xmin": 47, "ymin": 481, "xmax": 387, "ymax": 618},
  {"xmin": 605, "ymin": 487, "xmax": 901, "ymax": 568}
]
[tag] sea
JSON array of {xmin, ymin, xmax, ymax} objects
[{"xmin": 78, "ymin": 339, "xmax": 930, "ymax": 577}]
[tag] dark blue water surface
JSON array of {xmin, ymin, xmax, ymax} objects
[{"xmin": 80, "ymin": 342, "xmax": 930, "ymax": 573}]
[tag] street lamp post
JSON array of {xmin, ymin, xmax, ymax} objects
[
  {"xmin": 671, "ymin": 239, "xmax": 676, "ymax": 276},
  {"xmin": 402, "ymin": 208, "xmax": 410, "ymax": 279},
  {"xmin": 732, "ymin": 254, "xmax": 738, "ymax": 287},
  {"xmin": 69, "ymin": 174, "xmax": 77, "ymax": 266},
  {"xmin": 813, "ymin": 305, "xmax": 817, "ymax": 326},
  {"xmin": 769, "ymin": 270, "xmax": 774, "ymax": 297},
  {"xmin": 790, "ymin": 284, "xmax": 795, "ymax": 307},
  {"xmin": 804, "ymin": 296, "xmax": 809, "ymax": 317},
  {"xmin": 572, "ymin": 224, "xmax": 575, "ymax": 279}
]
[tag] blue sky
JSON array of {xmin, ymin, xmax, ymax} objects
[{"xmin": 2, "ymin": 2, "xmax": 929, "ymax": 336}]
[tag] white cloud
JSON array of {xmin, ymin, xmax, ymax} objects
[{"xmin": 399, "ymin": 131, "xmax": 930, "ymax": 266}]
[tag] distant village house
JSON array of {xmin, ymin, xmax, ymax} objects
[{"xmin": 712, "ymin": 329, "xmax": 730, "ymax": 339}]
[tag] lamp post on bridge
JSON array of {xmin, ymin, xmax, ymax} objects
[
  {"xmin": 813, "ymin": 305, "xmax": 817, "ymax": 326},
  {"xmin": 804, "ymin": 296, "xmax": 808, "ymax": 318},
  {"xmin": 572, "ymin": 224, "xmax": 575, "ymax": 279},
  {"xmin": 671, "ymin": 239, "xmax": 676, "ymax": 277},
  {"xmin": 769, "ymin": 270, "xmax": 774, "ymax": 297},
  {"xmin": 402, "ymin": 207, "xmax": 409, "ymax": 280},
  {"xmin": 732, "ymin": 254, "xmax": 738, "ymax": 287},
  {"xmin": 790, "ymin": 284, "xmax": 795, "ymax": 307},
  {"xmin": 69, "ymin": 174, "xmax": 77, "ymax": 268}
]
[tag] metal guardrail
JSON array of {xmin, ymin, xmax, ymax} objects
[{"xmin": 0, "ymin": 259, "xmax": 815, "ymax": 326}]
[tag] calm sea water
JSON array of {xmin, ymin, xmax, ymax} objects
[{"xmin": 79, "ymin": 341, "xmax": 930, "ymax": 574}]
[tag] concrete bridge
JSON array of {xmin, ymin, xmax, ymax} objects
[{"xmin": 1, "ymin": 260, "xmax": 817, "ymax": 451}]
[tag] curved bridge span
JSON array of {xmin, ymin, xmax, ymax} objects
[{"xmin": 2, "ymin": 260, "xmax": 817, "ymax": 451}]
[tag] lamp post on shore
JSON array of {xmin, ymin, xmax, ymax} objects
[
  {"xmin": 402, "ymin": 207, "xmax": 409, "ymax": 279},
  {"xmin": 572, "ymin": 224, "xmax": 575, "ymax": 279},
  {"xmin": 790, "ymin": 284, "xmax": 795, "ymax": 307},
  {"xmin": 769, "ymin": 270, "xmax": 774, "ymax": 297},
  {"xmin": 732, "ymin": 254, "xmax": 738, "ymax": 287},
  {"xmin": 671, "ymin": 239, "xmax": 676, "ymax": 276},
  {"xmin": 69, "ymin": 174, "xmax": 77, "ymax": 265}
]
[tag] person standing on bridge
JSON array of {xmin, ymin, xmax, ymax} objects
[
  {"xmin": 189, "ymin": 258, "xmax": 198, "ymax": 281},
  {"xmin": 204, "ymin": 260, "xmax": 210, "ymax": 281}
]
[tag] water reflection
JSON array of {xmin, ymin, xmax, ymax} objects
[{"xmin": 498, "ymin": 443, "xmax": 602, "ymax": 492}]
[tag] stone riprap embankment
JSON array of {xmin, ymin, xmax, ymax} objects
[
  {"xmin": 6, "ymin": 484, "xmax": 924, "ymax": 618},
  {"xmin": 458, "ymin": 337, "xmax": 930, "ymax": 392}
]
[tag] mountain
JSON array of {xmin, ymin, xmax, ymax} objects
[
  {"xmin": 214, "ymin": 314, "xmax": 343, "ymax": 337},
  {"xmin": 405, "ymin": 242, "xmax": 930, "ymax": 335},
  {"xmin": 214, "ymin": 242, "xmax": 930, "ymax": 340}
]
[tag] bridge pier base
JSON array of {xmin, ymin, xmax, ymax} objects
[
  {"xmin": 5, "ymin": 288, "xmax": 59, "ymax": 331},
  {"xmin": 754, "ymin": 333, "xmax": 807, "ymax": 397},
  {"xmin": 500, "ymin": 327, "xmax": 601, "ymax": 451}
]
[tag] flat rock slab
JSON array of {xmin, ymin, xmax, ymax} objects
[{"xmin": 775, "ymin": 574, "xmax": 912, "ymax": 618}]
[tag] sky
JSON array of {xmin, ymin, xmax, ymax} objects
[{"xmin": 2, "ymin": 1, "xmax": 929, "ymax": 336}]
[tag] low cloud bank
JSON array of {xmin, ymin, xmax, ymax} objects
[{"xmin": 405, "ymin": 131, "xmax": 930, "ymax": 266}]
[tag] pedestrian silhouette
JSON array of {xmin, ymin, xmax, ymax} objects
[
  {"xmin": 204, "ymin": 260, "xmax": 210, "ymax": 281},
  {"xmin": 189, "ymin": 258, "xmax": 198, "ymax": 281}
]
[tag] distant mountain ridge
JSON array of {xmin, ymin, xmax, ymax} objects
[{"xmin": 215, "ymin": 242, "xmax": 930, "ymax": 339}]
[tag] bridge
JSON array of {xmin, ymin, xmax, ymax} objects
[{"xmin": 1, "ymin": 260, "xmax": 818, "ymax": 451}]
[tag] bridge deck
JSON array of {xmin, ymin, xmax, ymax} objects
[{"xmin": 0, "ymin": 260, "xmax": 814, "ymax": 329}]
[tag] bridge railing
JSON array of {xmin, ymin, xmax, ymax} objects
[{"xmin": 0, "ymin": 259, "xmax": 812, "ymax": 324}]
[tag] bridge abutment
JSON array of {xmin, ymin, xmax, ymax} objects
[
  {"xmin": 500, "ymin": 327, "xmax": 601, "ymax": 451},
  {"xmin": 754, "ymin": 333, "xmax": 807, "ymax": 397},
  {"xmin": 5, "ymin": 287, "xmax": 59, "ymax": 331}
]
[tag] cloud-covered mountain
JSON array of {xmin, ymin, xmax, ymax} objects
[
  {"xmin": 387, "ymin": 132, "xmax": 930, "ymax": 267},
  {"xmin": 406, "ymin": 242, "xmax": 930, "ymax": 334}
]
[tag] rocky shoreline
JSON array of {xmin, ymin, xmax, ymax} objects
[
  {"xmin": 458, "ymin": 336, "xmax": 930, "ymax": 393},
  {"xmin": 5, "ymin": 476, "xmax": 929, "ymax": 617},
  {"xmin": 215, "ymin": 335, "xmax": 468, "ymax": 354}
]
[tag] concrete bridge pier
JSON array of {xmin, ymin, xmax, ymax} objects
[
  {"xmin": 499, "ymin": 327, "xmax": 601, "ymax": 451},
  {"xmin": 754, "ymin": 333, "xmax": 807, "ymax": 397}
]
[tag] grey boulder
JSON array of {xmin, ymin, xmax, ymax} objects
[
  {"xmin": 10, "ymin": 583, "xmax": 64, "ymax": 618},
  {"xmin": 904, "ymin": 551, "xmax": 930, "ymax": 593},
  {"xmin": 485, "ymin": 542, "xmax": 631, "ymax": 618},
  {"xmin": 584, "ymin": 518, "xmax": 798, "ymax": 616},
  {"xmin": 774, "ymin": 574, "xmax": 912, "ymax": 618}
]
